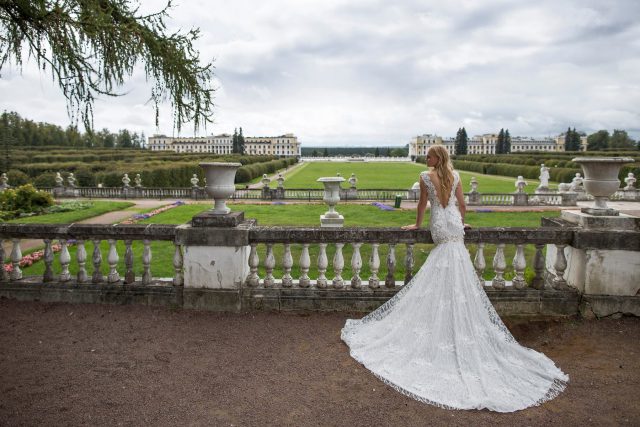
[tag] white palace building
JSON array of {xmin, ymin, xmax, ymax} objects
[
  {"xmin": 409, "ymin": 133, "xmax": 587, "ymax": 157},
  {"xmin": 147, "ymin": 133, "xmax": 301, "ymax": 157}
]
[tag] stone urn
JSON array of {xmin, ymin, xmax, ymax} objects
[
  {"xmin": 317, "ymin": 176, "xmax": 345, "ymax": 227},
  {"xmin": 200, "ymin": 162, "xmax": 242, "ymax": 214},
  {"xmin": 572, "ymin": 157, "xmax": 635, "ymax": 215}
]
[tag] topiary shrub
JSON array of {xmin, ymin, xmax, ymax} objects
[{"xmin": 6, "ymin": 169, "xmax": 30, "ymax": 186}]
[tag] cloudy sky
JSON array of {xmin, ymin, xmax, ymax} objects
[{"xmin": 1, "ymin": 0, "xmax": 639, "ymax": 146}]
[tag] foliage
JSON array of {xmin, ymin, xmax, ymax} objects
[
  {"xmin": 0, "ymin": 1, "xmax": 214, "ymax": 132},
  {"xmin": 0, "ymin": 111, "xmax": 147, "ymax": 148},
  {"xmin": 610, "ymin": 129, "xmax": 636, "ymax": 149},
  {"xmin": 455, "ymin": 127, "xmax": 468, "ymax": 155},
  {"xmin": 6, "ymin": 169, "xmax": 29, "ymax": 185},
  {"xmin": 0, "ymin": 183, "xmax": 54, "ymax": 218},
  {"xmin": 564, "ymin": 127, "xmax": 582, "ymax": 151}
]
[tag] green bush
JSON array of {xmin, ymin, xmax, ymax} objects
[
  {"xmin": 0, "ymin": 184, "xmax": 54, "ymax": 218},
  {"xmin": 6, "ymin": 169, "xmax": 30, "ymax": 186},
  {"xmin": 33, "ymin": 172, "xmax": 58, "ymax": 187}
]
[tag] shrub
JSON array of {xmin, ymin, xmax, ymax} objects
[
  {"xmin": 0, "ymin": 184, "xmax": 54, "ymax": 216},
  {"xmin": 6, "ymin": 169, "xmax": 30, "ymax": 186},
  {"xmin": 33, "ymin": 172, "xmax": 58, "ymax": 188}
]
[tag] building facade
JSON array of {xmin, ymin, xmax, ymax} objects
[
  {"xmin": 409, "ymin": 133, "xmax": 587, "ymax": 156},
  {"xmin": 147, "ymin": 133, "xmax": 301, "ymax": 157}
]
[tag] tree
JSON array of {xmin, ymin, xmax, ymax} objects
[
  {"xmin": 0, "ymin": 111, "xmax": 13, "ymax": 172},
  {"xmin": 455, "ymin": 127, "xmax": 468, "ymax": 155},
  {"xmin": 232, "ymin": 128, "xmax": 238, "ymax": 153},
  {"xmin": 587, "ymin": 130, "xmax": 610, "ymax": 151},
  {"xmin": 495, "ymin": 128, "xmax": 505, "ymax": 154},
  {"xmin": 238, "ymin": 127, "xmax": 245, "ymax": 155},
  {"xmin": 374, "ymin": 147, "xmax": 380, "ymax": 157},
  {"xmin": 504, "ymin": 129, "xmax": 511, "ymax": 153},
  {"xmin": 610, "ymin": 129, "xmax": 635, "ymax": 149},
  {"xmin": 0, "ymin": 1, "xmax": 214, "ymax": 132},
  {"xmin": 117, "ymin": 129, "xmax": 133, "ymax": 148}
]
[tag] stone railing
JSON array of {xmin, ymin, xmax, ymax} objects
[
  {"xmin": 2, "ymin": 220, "xmax": 638, "ymax": 316},
  {"xmin": 31, "ymin": 185, "xmax": 639, "ymax": 204},
  {"xmin": 0, "ymin": 223, "xmax": 182, "ymax": 304}
]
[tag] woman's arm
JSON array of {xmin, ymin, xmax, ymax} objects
[
  {"xmin": 454, "ymin": 181, "xmax": 471, "ymax": 229},
  {"xmin": 402, "ymin": 177, "xmax": 428, "ymax": 230}
]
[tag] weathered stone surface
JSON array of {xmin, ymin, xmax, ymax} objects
[
  {"xmin": 191, "ymin": 211, "xmax": 245, "ymax": 228},
  {"xmin": 580, "ymin": 295, "xmax": 640, "ymax": 318},
  {"xmin": 0, "ymin": 223, "xmax": 177, "ymax": 241}
]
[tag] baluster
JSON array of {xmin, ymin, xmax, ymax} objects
[
  {"xmin": 552, "ymin": 244, "xmax": 569, "ymax": 290},
  {"xmin": 263, "ymin": 243, "xmax": 275, "ymax": 287},
  {"xmin": 385, "ymin": 244, "xmax": 396, "ymax": 288},
  {"xmin": 92, "ymin": 239, "xmax": 103, "ymax": 283},
  {"xmin": 0, "ymin": 241, "xmax": 7, "ymax": 282},
  {"xmin": 350, "ymin": 243, "xmax": 362, "ymax": 289},
  {"xmin": 298, "ymin": 244, "xmax": 311, "ymax": 288},
  {"xmin": 76, "ymin": 240, "xmax": 88, "ymax": 283},
  {"xmin": 43, "ymin": 239, "xmax": 54, "ymax": 282},
  {"xmin": 10, "ymin": 239, "xmax": 22, "ymax": 280},
  {"xmin": 281, "ymin": 243, "xmax": 293, "ymax": 287},
  {"xmin": 474, "ymin": 243, "xmax": 486, "ymax": 284},
  {"xmin": 245, "ymin": 243, "xmax": 260, "ymax": 287},
  {"xmin": 491, "ymin": 243, "xmax": 506, "ymax": 289},
  {"xmin": 368, "ymin": 243, "xmax": 380, "ymax": 289},
  {"xmin": 142, "ymin": 239, "xmax": 152, "ymax": 285},
  {"xmin": 58, "ymin": 239, "xmax": 71, "ymax": 282},
  {"xmin": 512, "ymin": 244, "xmax": 526, "ymax": 289},
  {"xmin": 124, "ymin": 240, "xmax": 134, "ymax": 284},
  {"xmin": 316, "ymin": 243, "xmax": 328, "ymax": 288},
  {"xmin": 531, "ymin": 244, "xmax": 545, "ymax": 290},
  {"xmin": 404, "ymin": 243, "xmax": 414, "ymax": 284},
  {"xmin": 332, "ymin": 243, "xmax": 344, "ymax": 289},
  {"xmin": 106, "ymin": 239, "xmax": 120, "ymax": 283},
  {"xmin": 173, "ymin": 244, "xmax": 184, "ymax": 286}
]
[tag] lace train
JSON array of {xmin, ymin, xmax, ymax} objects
[{"xmin": 341, "ymin": 241, "xmax": 568, "ymax": 412}]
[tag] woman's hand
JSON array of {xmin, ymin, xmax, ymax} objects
[{"xmin": 402, "ymin": 224, "xmax": 419, "ymax": 230}]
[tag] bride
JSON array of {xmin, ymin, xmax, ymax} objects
[{"xmin": 341, "ymin": 145, "xmax": 568, "ymax": 412}]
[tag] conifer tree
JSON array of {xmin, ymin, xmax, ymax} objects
[
  {"xmin": 496, "ymin": 128, "xmax": 505, "ymax": 154},
  {"xmin": 504, "ymin": 129, "xmax": 511, "ymax": 153}
]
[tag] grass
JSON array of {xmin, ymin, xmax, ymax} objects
[
  {"xmin": 267, "ymin": 161, "xmax": 556, "ymax": 193},
  {"xmin": 19, "ymin": 202, "xmax": 561, "ymax": 284},
  {"xmin": 5, "ymin": 201, "xmax": 134, "ymax": 224}
]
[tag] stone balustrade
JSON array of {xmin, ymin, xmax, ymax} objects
[{"xmin": 1, "ymin": 220, "xmax": 638, "ymax": 316}]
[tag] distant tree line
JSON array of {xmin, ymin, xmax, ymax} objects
[
  {"xmin": 0, "ymin": 111, "xmax": 146, "ymax": 149},
  {"xmin": 302, "ymin": 145, "xmax": 409, "ymax": 157}
]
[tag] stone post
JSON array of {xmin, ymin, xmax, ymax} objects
[
  {"xmin": 346, "ymin": 173, "xmax": 358, "ymax": 200},
  {"xmin": 0, "ymin": 173, "xmax": 9, "ymax": 191},
  {"xmin": 275, "ymin": 173, "xmax": 285, "ymax": 199},
  {"xmin": 261, "ymin": 174, "xmax": 271, "ymax": 199},
  {"xmin": 468, "ymin": 177, "xmax": 480, "ymax": 205},
  {"xmin": 179, "ymin": 163, "xmax": 251, "ymax": 311},
  {"xmin": 513, "ymin": 176, "xmax": 528, "ymax": 206}
]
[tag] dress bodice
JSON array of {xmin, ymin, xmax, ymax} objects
[{"xmin": 420, "ymin": 171, "xmax": 464, "ymax": 245}]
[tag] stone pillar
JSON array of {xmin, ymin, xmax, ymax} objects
[
  {"xmin": 275, "ymin": 173, "xmax": 285, "ymax": 199},
  {"xmin": 468, "ymin": 177, "xmax": 480, "ymax": 205},
  {"xmin": 177, "ymin": 213, "xmax": 253, "ymax": 312},
  {"xmin": 544, "ymin": 211, "xmax": 640, "ymax": 317}
]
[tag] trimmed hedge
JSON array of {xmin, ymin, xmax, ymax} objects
[{"xmin": 453, "ymin": 160, "xmax": 579, "ymax": 182}]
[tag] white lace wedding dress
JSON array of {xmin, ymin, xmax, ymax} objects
[{"xmin": 341, "ymin": 171, "xmax": 568, "ymax": 412}]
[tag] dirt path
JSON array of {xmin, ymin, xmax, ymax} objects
[
  {"xmin": 2, "ymin": 199, "xmax": 175, "ymax": 256},
  {"xmin": 0, "ymin": 299, "xmax": 638, "ymax": 426}
]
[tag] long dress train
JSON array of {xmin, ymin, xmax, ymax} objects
[{"xmin": 341, "ymin": 171, "xmax": 568, "ymax": 412}]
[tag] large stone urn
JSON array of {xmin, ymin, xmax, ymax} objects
[
  {"xmin": 200, "ymin": 162, "xmax": 242, "ymax": 214},
  {"xmin": 572, "ymin": 157, "xmax": 635, "ymax": 216},
  {"xmin": 318, "ymin": 176, "xmax": 345, "ymax": 227}
]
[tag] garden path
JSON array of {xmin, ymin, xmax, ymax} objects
[
  {"xmin": 2, "ymin": 199, "xmax": 175, "ymax": 256},
  {"xmin": 246, "ymin": 161, "xmax": 307, "ymax": 189}
]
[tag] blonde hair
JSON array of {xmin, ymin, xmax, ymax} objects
[{"xmin": 427, "ymin": 145, "xmax": 455, "ymax": 206}]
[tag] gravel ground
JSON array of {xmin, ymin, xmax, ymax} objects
[{"xmin": 0, "ymin": 299, "xmax": 638, "ymax": 426}]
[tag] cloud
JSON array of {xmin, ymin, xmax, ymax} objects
[{"xmin": 1, "ymin": 0, "xmax": 639, "ymax": 145}]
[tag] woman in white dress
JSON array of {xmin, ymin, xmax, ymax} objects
[{"xmin": 341, "ymin": 145, "xmax": 568, "ymax": 412}]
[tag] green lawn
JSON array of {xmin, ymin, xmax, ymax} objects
[
  {"xmin": 5, "ymin": 201, "xmax": 134, "ymax": 224},
  {"xmin": 271, "ymin": 161, "xmax": 555, "ymax": 193},
  {"xmin": 19, "ymin": 202, "xmax": 560, "ymax": 285}
]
